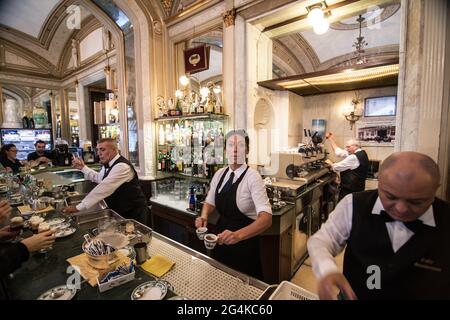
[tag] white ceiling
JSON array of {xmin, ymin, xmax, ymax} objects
[
  {"xmin": 300, "ymin": 9, "xmax": 401, "ymax": 63},
  {"xmin": 0, "ymin": 0, "xmax": 61, "ymax": 37}
]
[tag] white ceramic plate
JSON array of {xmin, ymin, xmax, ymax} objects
[
  {"xmin": 37, "ymin": 285, "xmax": 77, "ymax": 300},
  {"xmin": 55, "ymin": 227, "xmax": 76, "ymax": 238},
  {"xmin": 46, "ymin": 217, "xmax": 66, "ymax": 226},
  {"xmin": 131, "ymin": 281, "xmax": 168, "ymax": 300}
]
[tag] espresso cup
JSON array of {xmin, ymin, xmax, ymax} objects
[
  {"xmin": 204, "ymin": 233, "xmax": 218, "ymax": 250},
  {"xmin": 196, "ymin": 227, "xmax": 208, "ymax": 240}
]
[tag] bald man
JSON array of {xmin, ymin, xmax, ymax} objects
[
  {"xmin": 308, "ymin": 152, "xmax": 450, "ymax": 299},
  {"xmin": 324, "ymin": 132, "xmax": 369, "ymax": 200},
  {"xmin": 63, "ymin": 138, "xmax": 149, "ymax": 224}
]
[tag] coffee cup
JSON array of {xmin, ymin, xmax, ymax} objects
[
  {"xmin": 196, "ymin": 227, "xmax": 208, "ymax": 240},
  {"xmin": 204, "ymin": 233, "xmax": 218, "ymax": 250},
  {"xmin": 133, "ymin": 242, "xmax": 150, "ymax": 265},
  {"xmin": 10, "ymin": 216, "xmax": 24, "ymax": 232}
]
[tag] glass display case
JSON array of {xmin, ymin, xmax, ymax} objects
[
  {"xmin": 155, "ymin": 113, "xmax": 228, "ymax": 179},
  {"xmin": 0, "ymin": 128, "xmax": 52, "ymax": 160}
]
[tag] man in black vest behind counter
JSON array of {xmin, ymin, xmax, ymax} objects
[
  {"xmin": 324, "ymin": 132, "xmax": 369, "ymax": 201},
  {"xmin": 308, "ymin": 152, "xmax": 450, "ymax": 299},
  {"xmin": 63, "ymin": 138, "xmax": 148, "ymax": 224}
]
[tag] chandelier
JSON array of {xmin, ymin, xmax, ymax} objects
[{"xmin": 352, "ymin": 14, "xmax": 368, "ymax": 65}]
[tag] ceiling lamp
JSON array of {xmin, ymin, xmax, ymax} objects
[
  {"xmin": 353, "ymin": 15, "xmax": 368, "ymax": 64},
  {"xmin": 306, "ymin": 2, "xmax": 330, "ymax": 35}
]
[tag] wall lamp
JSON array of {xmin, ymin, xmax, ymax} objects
[
  {"xmin": 306, "ymin": 2, "xmax": 330, "ymax": 35},
  {"xmin": 343, "ymin": 95, "xmax": 362, "ymax": 130}
]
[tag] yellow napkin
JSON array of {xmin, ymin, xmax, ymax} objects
[
  {"xmin": 141, "ymin": 254, "xmax": 175, "ymax": 278},
  {"xmin": 18, "ymin": 205, "xmax": 54, "ymax": 215}
]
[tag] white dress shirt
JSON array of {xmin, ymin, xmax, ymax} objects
[
  {"xmin": 205, "ymin": 164, "xmax": 272, "ymax": 219},
  {"xmin": 307, "ymin": 194, "xmax": 436, "ymax": 279},
  {"xmin": 331, "ymin": 147, "xmax": 363, "ymax": 172},
  {"xmin": 76, "ymin": 154, "xmax": 134, "ymax": 211}
]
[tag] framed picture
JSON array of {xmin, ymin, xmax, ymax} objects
[
  {"xmin": 364, "ymin": 96, "xmax": 397, "ymax": 117},
  {"xmin": 183, "ymin": 44, "xmax": 210, "ymax": 74},
  {"xmin": 356, "ymin": 120, "xmax": 396, "ymax": 146}
]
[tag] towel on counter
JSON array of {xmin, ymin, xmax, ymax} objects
[
  {"xmin": 18, "ymin": 205, "xmax": 54, "ymax": 216},
  {"xmin": 141, "ymin": 254, "xmax": 175, "ymax": 278}
]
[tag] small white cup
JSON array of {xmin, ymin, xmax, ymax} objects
[
  {"xmin": 204, "ymin": 233, "xmax": 218, "ymax": 250},
  {"xmin": 196, "ymin": 227, "xmax": 208, "ymax": 240}
]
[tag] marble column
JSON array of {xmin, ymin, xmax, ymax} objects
[
  {"xmin": 60, "ymin": 89, "xmax": 70, "ymax": 142},
  {"xmin": 396, "ymin": 0, "xmax": 449, "ymax": 197},
  {"xmin": 49, "ymin": 92, "xmax": 57, "ymax": 142},
  {"xmin": 2, "ymin": 98, "xmax": 22, "ymax": 128}
]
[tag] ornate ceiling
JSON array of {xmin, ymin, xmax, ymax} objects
[{"xmin": 272, "ymin": 2, "xmax": 401, "ymax": 78}]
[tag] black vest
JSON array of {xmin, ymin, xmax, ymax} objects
[
  {"xmin": 340, "ymin": 150, "xmax": 369, "ymax": 192},
  {"xmin": 103, "ymin": 156, "xmax": 148, "ymax": 221},
  {"xmin": 344, "ymin": 190, "xmax": 450, "ymax": 299}
]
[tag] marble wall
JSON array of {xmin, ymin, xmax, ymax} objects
[{"xmin": 302, "ymin": 86, "xmax": 398, "ymax": 163}]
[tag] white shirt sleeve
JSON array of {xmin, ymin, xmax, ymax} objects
[
  {"xmin": 307, "ymin": 194, "xmax": 353, "ymax": 279},
  {"xmin": 81, "ymin": 165, "xmax": 104, "ymax": 184},
  {"xmin": 335, "ymin": 147, "xmax": 349, "ymax": 158},
  {"xmin": 331, "ymin": 154, "xmax": 360, "ymax": 172},
  {"xmin": 76, "ymin": 163, "xmax": 134, "ymax": 211},
  {"xmin": 248, "ymin": 171, "xmax": 272, "ymax": 215}
]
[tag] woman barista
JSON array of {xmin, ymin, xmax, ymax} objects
[{"xmin": 195, "ymin": 130, "xmax": 272, "ymax": 279}]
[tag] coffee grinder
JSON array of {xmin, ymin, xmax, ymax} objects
[{"xmin": 54, "ymin": 143, "xmax": 71, "ymax": 166}]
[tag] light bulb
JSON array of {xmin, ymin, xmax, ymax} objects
[
  {"xmin": 200, "ymin": 87, "xmax": 209, "ymax": 98},
  {"xmin": 179, "ymin": 75, "xmax": 190, "ymax": 86},
  {"xmin": 213, "ymin": 86, "xmax": 221, "ymax": 94},
  {"xmin": 313, "ymin": 18, "xmax": 329, "ymax": 35},
  {"xmin": 308, "ymin": 7, "xmax": 324, "ymax": 26},
  {"xmin": 175, "ymin": 89, "xmax": 183, "ymax": 98}
]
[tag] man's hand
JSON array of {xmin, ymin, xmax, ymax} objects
[
  {"xmin": 21, "ymin": 230, "xmax": 56, "ymax": 253},
  {"xmin": 318, "ymin": 273, "xmax": 357, "ymax": 300},
  {"xmin": 325, "ymin": 132, "xmax": 333, "ymax": 139},
  {"xmin": 325, "ymin": 159, "xmax": 334, "ymax": 167},
  {"xmin": 63, "ymin": 205, "xmax": 79, "ymax": 214},
  {"xmin": 71, "ymin": 157, "xmax": 85, "ymax": 170},
  {"xmin": 217, "ymin": 229, "xmax": 242, "ymax": 245},
  {"xmin": 0, "ymin": 225, "xmax": 19, "ymax": 241},
  {"xmin": 0, "ymin": 200, "xmax": 12, "ymax": 224},
  {"xmin": 37, "ymin": 156, "xmax": 50, "ymax": 164},
  {"xmin": 195, "ymin": 216, "xmax": 207, "ymax": 228}
]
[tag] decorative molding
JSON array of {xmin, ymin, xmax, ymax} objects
[
  {"xmin": 160, "ymin": 0, "xmax": 175, "ymax": 17},
  {"xmin": 223, "ymin": 8, "xmax": 236, "ymax": 27},
  {"xmin": 153, "ymin": 21, "xmax": 163, "ymax": 35}
]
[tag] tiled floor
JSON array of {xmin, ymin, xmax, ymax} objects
[{"xmin": 290, "ymin": 251, "xmax": 345, "ymax": 295}]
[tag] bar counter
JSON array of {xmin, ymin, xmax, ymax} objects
[{"xmin": 7, "ymin": 208, "xmax": 268, "ymax": 300}]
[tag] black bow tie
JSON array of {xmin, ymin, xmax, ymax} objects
[
  {"xmin": 104, "ymin": 163, "xmax": 110, "ymax": 169},
  {"xmin": 379, "ymin": 210, "xmax": 424, "ymax": 233}
]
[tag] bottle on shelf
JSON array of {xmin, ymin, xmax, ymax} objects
[{"xmin": 189, "ymin": 186, "xmax": 196, "ymax": 211}]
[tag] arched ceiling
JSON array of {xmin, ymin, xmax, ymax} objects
[
  {"xmin": 0, "ymin": 0, "xmax": 103, "ymax": 78},
  {"xmin": 0, "ymin": 0, "xmax": 61, "ymax": 38},
  {"xmin": 270, "ymin": 1, "xmax": 401, "ymax": 78}
]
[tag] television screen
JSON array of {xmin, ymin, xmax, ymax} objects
[
  {"xmin": 1, "ymin": 129, "xmax": 52, "ymax": 160},
  {"xmin": 364, "ymin": 96, "xmax": 397, "ymax": 117}
]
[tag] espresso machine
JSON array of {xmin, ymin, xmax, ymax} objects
[{"xmin": 54, "ymin": 143, "xmax": 71, "ymax": 166}]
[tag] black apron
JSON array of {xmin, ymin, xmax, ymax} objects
[{"xmin": 213, "ymin": 166, "xmax": 263, "ymax": 280}]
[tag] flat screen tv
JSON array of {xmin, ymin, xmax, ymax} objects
[
  {"xmin": 0, "ymin": 128, "xmax": 52, "ymax": 160},
  {"xmin": 364, "ymin": 96, "xmax": 397, "ymax": 117}
]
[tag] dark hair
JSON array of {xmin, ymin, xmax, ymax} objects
[
  {"xmin": 35, "ymin": 140, "xmax": 46, "ymax": 146},
  {"xmin": 0, "ymin": 144, "xmax": 16, "ymax": 158},
  {"xmin": 225, "ymin": 129, "xmax": 250, "ymax": 151}
]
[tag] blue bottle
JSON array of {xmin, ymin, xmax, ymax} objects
[{"xmin": 189, "ymin": 187, "xmax": 196, "ymax": 211}]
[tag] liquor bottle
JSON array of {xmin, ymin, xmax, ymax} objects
[
  {"xmin": 157, "ymin": 151, "xmax": 162, "ymax": 170},
  {"xmin": 189, "ymin": 187, "xmax": 196, "ymax": 211},
  {"xmin": 158, "ymin": 125, "xmax": 165, "ymax": 145}
]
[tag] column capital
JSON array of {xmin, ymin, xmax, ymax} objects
[{"xmin": 223, "ymin": 8, "xmax": 236, "ymax": 28}]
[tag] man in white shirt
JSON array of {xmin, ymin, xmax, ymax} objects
[
  {"xmin": 307, "ymin": 151, "xmax": 450, "ymax": 299},
  {"xmin": 63, "ymin": 138, "xmax": 148, "ymax": 224},
  {"xmin": 324, "ymin": 132, "xmax": 369, "ymax": 200}
]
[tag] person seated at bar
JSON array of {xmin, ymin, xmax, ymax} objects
[
  {"xmin": 324, "ymin": 132, "xmax": 369, "ymax": 201},
  {"xmin": 27, "ymin": 140, "xmax": 53, "ymax": 165},
  {"xmin": 0, "ymin": 200, "xmax": 56, "ymax": 300},
  {"xmin": 307, "ymin": 151, "xmax": 450, "ymax": 299},
  {"xmin": 63, "ymin": 138, "xmax": 149, "ymax": 224},
  {"xmin": 0, "ymin": 144, "xmax": 24, "ymax": 174},
  {"xmin": 195, "ymin": 130, "xmax": 272, "ymax": 280}
]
